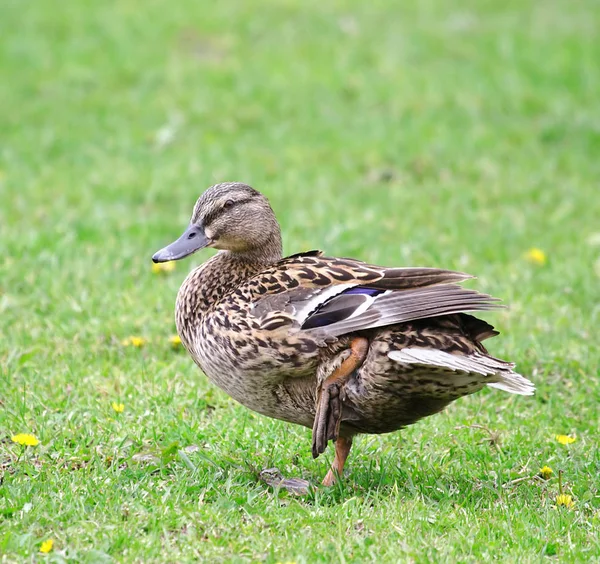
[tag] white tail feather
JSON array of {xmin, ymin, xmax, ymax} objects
[
  {"xmin": 388, "ymin": 348, "xmax": 535, "ymax": 396},
  {"xmin": 487, "ymin": 373, "xmax": 535, "ymax": 396}
]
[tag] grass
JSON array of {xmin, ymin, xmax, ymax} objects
[{"xmin": 1, "ymin": 0, "xmax": 599, "ymax": 560}]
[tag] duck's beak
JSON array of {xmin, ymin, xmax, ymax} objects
[{"xmin": 152, "ymin": 224, "xmax": 210, "ymax": 263}]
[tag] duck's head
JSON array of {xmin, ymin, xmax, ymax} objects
[{"xmin": 152, "ymin": 182, "xmax": 282, "ymax": 263}]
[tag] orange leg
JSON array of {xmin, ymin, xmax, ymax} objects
[
  {"xmin": 322, "ymin": 437, "xmax": 353, "ymax": 486},
  {"xmin": 312, "ymin": 337, "xmax": 369, "ymax": 458}
]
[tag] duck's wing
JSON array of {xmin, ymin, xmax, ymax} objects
[{"xmin": 251, "ymin": 253, "xmax": 502, "ymax": 341}]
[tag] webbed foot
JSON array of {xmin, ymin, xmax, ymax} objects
[{"xmin": 312, "ymin": 378, "xmax": 344, "ymax": 457}]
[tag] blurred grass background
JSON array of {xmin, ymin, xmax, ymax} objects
[{"xmin": 1, "ymin": 0, "xmax": 599, "ymax": 561}]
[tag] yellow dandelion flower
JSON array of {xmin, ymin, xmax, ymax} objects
[
  {"xmin": 525, "ymin": 247, "xmax": 546, "ymax": 265},
  {"xmin": 556, "ymin": 494, "xmax": 574, "ymax": 508},
  {"xmin": 121, "ymin": 336, "xmax": 147, "ymax": 347},
  {"xmin": 40, "ymin": 539, "xmax": 54, "ymax": 553},
  {"xmin": 11, "ymin": 433, "xmax": 40, "ymax": 446},
  {"xmin": 556, "ymin": 434, "xmax": 576, "ymax": 445},
  {"xmin": 539, "ymin": 465, "xmax": 553, "ymax": 480},
  {"xmin": 169, "ymin": 334, "xmax": 182, "ymax": 348},
  {"xmin": 112, "ymin": 402, "xmax": 125, "ymax": 413},
  {"xmin": 152, "ymin": 261, "xmax": 176, "ymax": 274}
]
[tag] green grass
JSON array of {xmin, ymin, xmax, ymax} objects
[{"xmin": 1, "ymin": 0, "xmax": 599, "ymax": 561}]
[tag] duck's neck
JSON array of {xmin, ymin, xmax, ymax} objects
[
  {"xmin": 175, "ymin": 238, "xmax": 283, "ymax": 332},
  {"xmin": 226, "ymin": 231, "xmax": 283, "ymax": 265}
]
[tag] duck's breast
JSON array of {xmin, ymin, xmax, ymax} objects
[{"xmin": 184, "ymin": 309, "xmax": 320, "ymax": 426}]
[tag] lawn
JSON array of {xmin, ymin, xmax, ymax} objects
[{"xmin": 1, "ymin": 0, "xmax": 599, "ymax": 561}]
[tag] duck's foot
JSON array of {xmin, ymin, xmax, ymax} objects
[
  {"xmin": 259, "ymin": 468, "xmax": 311, "ymax": 495},
  {"xmin": 322, "ymin": 436, "xmax": 353, "ymax": 486},
  {"xmin": 312, "ymin": 337, "xmax": 369, "ymax": 458}
]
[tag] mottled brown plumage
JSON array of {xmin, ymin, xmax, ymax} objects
[{"xmin": 152, "ymin": 182, "xmax": 534, "ymax": 488}]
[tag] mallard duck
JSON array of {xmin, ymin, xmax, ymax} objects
[{"xmin": 153, "ymin": 182, "xmax": 534, "ymax": 488}]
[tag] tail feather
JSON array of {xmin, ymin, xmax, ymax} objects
[
  {"xmin": 487, "ymin": 372, "xmax": 535, "ymax": 396},
  {"xmin": 388, "ymin": 348, "xmax": 535, "ymax": 396}
]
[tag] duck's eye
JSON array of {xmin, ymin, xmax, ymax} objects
[{"xmin": 223, "ymin": 199, "xmax": 235, "ymax": 209}]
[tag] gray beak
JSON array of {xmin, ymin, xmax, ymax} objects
[{"xmin": 152, "ymin": 224, "xmax": 210, "ymax": 263}]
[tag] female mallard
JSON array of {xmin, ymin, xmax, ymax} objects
[{"xmin": 153, "ymin": 182, "xmax": 533, "ymax": 488}]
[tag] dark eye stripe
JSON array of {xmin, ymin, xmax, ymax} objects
[
  {"xmin": 224, "ymin": 197, "xmax": 251, "ymax": 210},
  {"xmin": 203, "ymin": 198, "xmax": 252, "ymax": 226}
]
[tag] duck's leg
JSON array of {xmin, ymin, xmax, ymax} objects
[
  {"xmin": 312, "ymin": 337, "xmax": 368, "ymax": 458},
  {"xmin": 322, "ymin": 436, "xmax": 353, "ymax": 486}
]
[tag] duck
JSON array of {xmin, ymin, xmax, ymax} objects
[{"xmin": 152, "ymin": 182, "xmax": 534, "ymax": 489}]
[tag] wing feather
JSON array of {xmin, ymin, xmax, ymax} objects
[
  {"xmin": 302, "ymin": 283, "xmax": 501, "ymax": 338},
  {"xmin": 251, "ymin": 255, "xmax": 502, "ymax": 339}
]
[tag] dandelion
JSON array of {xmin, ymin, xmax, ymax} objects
[
  {"xmin": 169, "ymin": 335, "xmax": 182, "ymax": 348},
  {"xmin": 40, "ymin": 539, "xmax": 53, "ymax": 553},
  {"xmin": 556, "ymin": 434, "xmax": 576, "ymax": 445},
  {"xmin": 555, "ymin": 469, "xmax": 574, "ymax": 509},
  {"xmin": 152, "ymin": 261, "xmax": 176, "ymax": 274},
  {"xmin": 11, "ymin": 433, "xmax": 40, "ymax": 446},
  {"xmin": 112, "ymin": 402, "xmax": 125, "ymax": 413},
  {"xmin": 121, "ymin": 336, "xmax": 147, "ymax": 347},
  {"xmin": 539, "ymin": 465, "xmax": 553, "ymax": 480},
  {"xmin": 556, "ymin": 493, "xmax": 574, "ymax": 508},
  {"xmin": 525, "ymin": 248, "xmax": 546, "ymax": 265}
]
